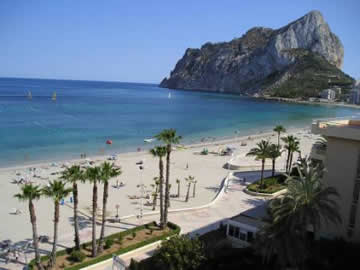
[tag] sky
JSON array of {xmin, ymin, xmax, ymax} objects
[{"xmin": 1, "ymin": 0, "xmax": 359, "ymax": 83}]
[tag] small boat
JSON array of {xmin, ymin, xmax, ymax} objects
[
  {"xmin": 52, "ymin": 92, "xmax": 56, "ymax": 101},
  {"xmin": 106, "ymin": 140, "xmax": 113, "ymax": 145},
  {"xmin": 27, "ymin": 91, "xmax": 32, "ymax": 100},
  {"xmin": 144, "ymin": 138, "xmax": 156, "ymax": 143}
]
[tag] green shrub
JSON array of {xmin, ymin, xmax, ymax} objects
[
  {"xmin": 68, "ymin": 250, "xmax": 86, "ymax": 263},
  {"xmin": 104, "ymin": 239, "xmax": 114, "ymax": 249},
  {"xmin": 117, "ymin": 234, "xmax": 124, "ymax": 244},
  {"xmin": 132, "ymin": 231, "xmax": 137, "ymax": 239},
  {"xmin": 247, "ymin": 175, "xmax": 286, "ymax": 194},
  {"xmin": 30, "ymin": 221, "xmax": 181, "ymax": 270}
]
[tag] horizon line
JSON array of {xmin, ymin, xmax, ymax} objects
[{"xmin": 0, "ymin": 76, "xmax": 160, "ymax": 86}]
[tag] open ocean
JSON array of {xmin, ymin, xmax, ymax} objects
[{"xmin": 0, "ymin": 77, "xmax": 359, "ymax": 167}]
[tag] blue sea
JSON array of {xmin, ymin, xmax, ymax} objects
[{"xmin": 0, "ymin": 77, "xmax": 359, "ymax": 167}]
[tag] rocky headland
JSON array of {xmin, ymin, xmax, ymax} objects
[{"xmin": 160, "ymin": 11, "xmax": 354, "ymax": 98}]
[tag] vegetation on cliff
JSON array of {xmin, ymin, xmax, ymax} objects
[{"xmin": 263, "ymin": 49, "xmax": 354, "ymax": 98}]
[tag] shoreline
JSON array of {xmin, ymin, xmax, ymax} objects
[
  {"xmin": 0, "ymin": 125, "xmax": 318, "ymax": 254},
  {"xmin": 0, "ymin": 126, "xmax": 307, "ymax": 172},
  {"xmin": 259, "ymin": 96, "xmax": 360, "ymax": 109}
]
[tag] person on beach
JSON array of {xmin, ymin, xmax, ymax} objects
[{"xmin": 186, "ymin": 163, "xmax": 189, "ymax": 169}]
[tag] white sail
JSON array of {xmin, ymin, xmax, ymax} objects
[
  {"xmin": 27, "ymin": 91, "xmax": 32, "ymax": 100},
  {"xmin": 52, "ymin": 91, "xmax": 56, "ymax": 101},
  {"xmin": 168, "ymin": 92, "xmax": 171, "ymax": 99}
]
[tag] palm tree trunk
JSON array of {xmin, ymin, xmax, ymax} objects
[
  {"xmin": 92, "ymin": 181, "xmax": 98, "ymax": 257},
  {"xmin": 73, "ymin": 183, "xmax": 80, "ymax": 250},
  {"xmin": 29, "ymin": 200, "xmax": 44, "ymax": 270},
  {"xmin": 49, "ymin": 202, "xmax": 60, "ymax": 268},
  {"xmin": 277, "ymin": 133, "xmax": 280, "ymax": 149},
  {"xmin": 98, "ymin": 181, "xmax": 109, "ymax": 254},
  {"xmin": 152, "ymin": 193, "xmax": 157, "ymax": 211},
  {"xmin": 177, "ymin": 183, "xmax": 180, "ymax": 198},
  {"xmin": 272, "ymin": 158, "xmax": 275, "ymax": 177},
  {"xmin": 286, "ymin": 150, "xmax": 291, "ymax": 173},
  {"xmin": 260, "ymin": 159, "xmax": 265, "ymax": 189},
  {"xmin": 164, "ymin": 145, "xmax": 171, "ymax": 226},
  {"xmin": 185, "ymin": 183, "xmax": 191, "ymax": 202},
  {"xmin": 289, "ymin": 152, "xmax": 294, "ymax": 174},
  {"xmin": 159, "ymin": 158, "xmax": 164, "ymax": 229},
  {"xmin": 193, "ymin": 182, "xmax": 196, "ymax": 198}
]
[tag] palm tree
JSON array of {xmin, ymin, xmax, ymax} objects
[
  {"xmin": 267, "ymin": 144, "xmax": 282, "ymax": 177},
  {"xmin": 176, "ymin": 178, "xmax": 181, "ymax": 198},
  {"xmin": 246, "ymin": 140, "xmax": 271, "ymax": 188},
  {"xmin": 61, "ymin": 165, "xmax": 84, "ymax": 250},
  {"xmin": 155, "ymin": 129, "xmax": 182, "ymax": 226},
  {"xmin": 185, "ymin": 176, "xmax": 194, "ymax": 202},
  {"xmin": 281, "ymin": 135, "xmax": 300, "ymax": 173},
  {"xmin": 14, "ymin": 184, "xmax": 44, "ymax": 270},
  {"xmin": 84, "ymin": 166, "xmax": 102, "ymax": 257},
  {"xmin": 150, "ymin": 146, "xmax": 167, "ymax": 229},
  {"xmin": 97, "ymin": 162, "xmax": 121, "ymax": 253},
  {"xmin": 257, "ymin": 160, "xmax": 342, "ymax": 267},
  {"xmin": 273, "ymin": 125, "xmax": 286, "ymax": 149},
  {"xmin": 42, "ymin": 180, "xmax": 72, "ymax": 268}
]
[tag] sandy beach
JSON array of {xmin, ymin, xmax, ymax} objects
[{"xmin": 0, "ymin": 126, "xmax": 319, "ymax": 245}]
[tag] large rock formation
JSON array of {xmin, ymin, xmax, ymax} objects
[{"xmin": 160, "ymin": 11, "xmax": 351, "ymax": 97}]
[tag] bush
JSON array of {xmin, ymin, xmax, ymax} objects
[
  {"xmin": 117, "ymin": 234, "xmax": 123, "ymax": 244},
  {"xmin": 132, "ymin": 231, "xmax": 137, "ymax": 239},
  {"xmin": 68, "ymin": 250, "xmax": 86, "ymax": 263},
  {"xmin": 247, "ymin": 175, "xmax": 286, "ymax": 194},
  {"xmin": 104, "ymin": 239, "xmax": 114, "ymax": 249}
]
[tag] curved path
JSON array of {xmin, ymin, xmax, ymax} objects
[{"xmin": 89, "ymin": 171, "xmax": 268, "ymax": 269}]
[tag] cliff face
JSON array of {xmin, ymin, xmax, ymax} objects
[{"xmin": 160, "ymin": 11, "xmax": 348, "ymax": 96}]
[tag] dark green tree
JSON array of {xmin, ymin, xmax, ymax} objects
[
  {"xmin": 61, "ymin": 165, "xmax": 84, "ymax": 250},
  {"xmin": 42, "ymin": 180, "xmax": 72, "ymax": 268},
  {"xmin": 246, "ymin": 140, "xmax": 271, "ymax": 188},
  {"xmin": 98, "ymin": 162, "xmax": 121, "ymax": 253},
  {"xmin": 14, "ymin": 184, "xmax": 44, "ymax": 270},
  {"xmin": 155, "ymin": 235, "xmax": 206, "ymax": 270},
  {"xmin": 150, "ymin": 146, "xmax": 167, "ymax": 229},
  {"xmin": 155, "ymin": 129, "xmax": 182, "ymax": 226}
]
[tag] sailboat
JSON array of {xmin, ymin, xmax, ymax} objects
[
  {"xmin": 27, "ymin": 91, "xmax": 32, "ymax": 100},
  {"xmin": 52, "ymin": 91, "xmax": 56, "ymax": 101},
  {"xmin": 168, "ymin": 92, "xmax": 171, "ymax": 99}
]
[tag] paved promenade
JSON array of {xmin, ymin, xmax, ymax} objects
[
  {"xmin": 0, "ymin": 170, "xmax": 269, "ymax": 270},
  {"xmin": 88, "ymin": 171, "xmax": 269, "ymax": 269}
]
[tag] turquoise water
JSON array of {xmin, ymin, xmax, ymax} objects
[{"xmin": 0, "ymin": 77, "xmax": 359, "ymax": 167}]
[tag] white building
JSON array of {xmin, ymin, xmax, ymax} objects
[
  {"xmin": 320, "ymin": 89, "xmax": 336, "ymax": 100},
  {"xmin": 226, "ymin": 204, "xmax": 268, "ymax": 247},
  {"xmin": 349, "ymin": 89, "xmax": 360, "ymax": 104}
]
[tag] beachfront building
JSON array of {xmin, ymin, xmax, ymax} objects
[
  {"xmin": 349, "ymin": 89, "xmax": 360, "ymax": 104},
  {"xmin": 311, "ymin": 118, "xmax": 360, "ymax": 242},
  {"xmin": 320, "ymin": 89, "xmax": 336, "ymax": 101},
  {"xmin": 226, "ymin": 204, "xmax": 267, "ymax": 247}
]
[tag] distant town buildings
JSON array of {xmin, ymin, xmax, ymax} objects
[
  {"xmin": 349, "ymin": 83, "xmax": 360, "ymax": 105},
  {"xmin": 320, "ymin": 89, "xmax": 336, "ymax": 100}
]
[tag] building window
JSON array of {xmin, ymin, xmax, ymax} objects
[
  {"xmin": 247, "ymin": 231, "xmax": 254, "ymax": 242},
  {"xmin": 239, "ymin": 231, "xmax": 246, "ymax": 241},
  {"xmin": 234, "ymin": 227, "xmax": 240, "ymax": 238},
  {"xmin": 228, "ymin": 225, "xmax": 235, "ymax": 237}
]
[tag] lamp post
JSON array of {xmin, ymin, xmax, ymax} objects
[{"xmin": 137, "ymin": 164, "xmax": 145, "ymax": 224}]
